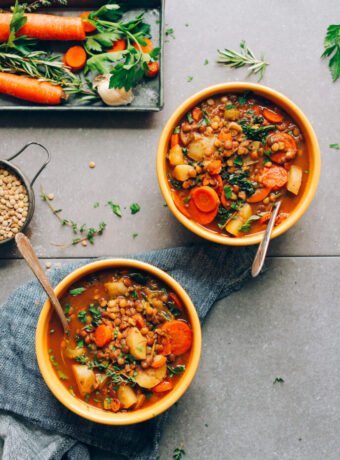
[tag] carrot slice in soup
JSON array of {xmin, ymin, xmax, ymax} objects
[
  {"xmin": 151, "ymin": 355, "xmax": 167, "ymax": 369},
  {"xmin": 220, "ymin": 190, "xmax": 231, "ymax": 209},
  {"xmin": 212, "ymin": 174, "xmax": 223, "ymax": 195},
  {"xmin": 188, "ymin": 198, "xmax": 218, "ymax": 225},
  {"xmin": 170, "ymin": 133, "xmax": 179, "ymax": 148},
  {"xmin": 152, "ymin": 380, "xmax": 174, "ymax": 392},
  {"xmin": 171, "ymin": 191, "xmax": 191, "ymax": 219},
  {"xmin": 259, "ymin": 212, "xmax": 272, "ymax": 224},
  {"xmin": 247, "ymin": 187, "xmax": 271, "ymax": 203},
  {"xmin": 169, "ymin": 292, "xmax": 183, "ymax": 310},
  {"xmin": 261, "ymin": 166, "xmax": 288, "ymax": 190},
  {"xmin": 94, "ymin": 325, "xmax": 112, "ymax": 347},
  {"xmin": 192, "ymin": 107, "xmax": 202, "ymax": 121},
  {"xmin": 161, "ymin": 320, "xmax": 193, "ymax": 355},
  {"xmin": 263, "ymin": 108, "xmax": 284, "ymax": 123},
  {"xmin": 160, "ymin": 336, "xmax": 171, "ymax": 356},
  {"xmin": 191, "ymin": 186, "xmax": 219, "ymax": 212}
]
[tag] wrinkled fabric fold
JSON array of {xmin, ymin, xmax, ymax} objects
[{"xmin": 0, "ymin": 243, "xmax": 256, "ymax": 459}]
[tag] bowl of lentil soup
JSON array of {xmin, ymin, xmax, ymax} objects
[
  {"xmin": 157, "ymin": 83, "xmax": 320, "ymax": 245},
  {"xmin": 36, "ymin": 259, "xmax": 201, "ymax": 425}
]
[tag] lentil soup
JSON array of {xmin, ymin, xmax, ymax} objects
[
  {"xmin": 48, "ymin": 268, "xmax": 193, "ymax": 413},
  {"xmin": 166, "ymin": 91, "xmax": 309, "ymax": 237}
]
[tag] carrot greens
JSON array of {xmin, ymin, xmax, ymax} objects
[{"xmin": 322, "ymin": 25, "xmax": 340, "ymax": 81}]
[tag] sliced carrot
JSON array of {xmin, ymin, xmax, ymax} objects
[
  {"xmin": 0, "ymin": 72, "xmax": 64, "ymax": 104},
  {"xmin": 151, "ymin": 355, "xmax": 167, "ymax": 369},
  {"xmin": 0, "ymin": 13, "xmax": 86, "ymax": 42},
  {"xmin": 191, "ymin": 186, "xmax": 219, "ymax": 212},
  {"xmin": 261, "ymin": 166, "xmax": 288, "ymax": 190},
  {"xmin": 270, "ymin": 152, "xmax": 287, "ymax": 164},
  {"xmin": 94, "ymin": 324, "xmax": 112, "ymax": 348},
  {"xmin": 249, "ymin": 104, "xmax": 261, "ymax": 115},
  {"xmin": 132, "ymin": 37, "xmax": 153, "ymax": 54},
  {"xmin": 170, "ymin": 133, "xmax": 179, "ymax": 148},
  {"xmin": 133, "ymin": 313, "xmax": 145, "ymax": 329},
  {"xmin": 188, "ymin": 197, "xmax": 218, "ymax": 225},
  {"xmin": 259, "ymin": 212, "xmax": 272, "ymax": 224},
  {"xmin": 79, "ymin": 12, "xmax": 96, "ymax": 33},
  {"xmin": 219, "ymin": 128, "xmax": 232, "ymax": 142},
  {"xmin": 107, "ymin": 38, "xmax": 126, "ymax": 53},
  {"xmin": 220, "ymin": 190, "xmax": 231, "ymax": 209},
  {"xmin": 268, "ymin": 132, "xmax": 297, "ymax": 164},
  {"xmin": 275, "ymin": 212, "xmax": 289, "ymax": 225},
  {"xmin": 63, "ymin": 46, "xmax": 87, "ymax": 72},
  {"xmin": 263, "ymin": 108, "xmax": 283, "ymax": 124},
  {"xmin": 160, "ymin": 336, "xmax": 171, "ymax": 356},
  {"xmin": 212, "ymin": 174, "xmax": 223, "ymax": 195},
  {"xmin": 192, "ymin": 107, "xmax": 202, "ymax": 122},
  {"xmin": 169, "ymin": 292, "xmax": 183, "ymax": 310},
  {"xmin": 111, "ymin": 398, "xmax": 120, "ymax": 412},
  {"xmin": 206, "ymin": 160, "xmax": 222, "ymax": 175},
  {"xmin": 146, "ymin": 61, "xmax": 159, "ymax": 77},
  {"xmin": 161, "ymin": 320, "xmax": 193, "ymax": 356},
  {"xmin": 171, "ymin": 190, "xmax": 191, "ymax": 219},
  {"xmin": 247, "ymin": 187, "xmax": 271, "ymax": 203},
  {"xmin": 152, "ymin": 380, "xmax": 174, "ymax": 393}
]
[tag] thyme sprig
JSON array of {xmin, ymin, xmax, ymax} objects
[
  {"xmin": 40, "ymin": 185, "xmax": 106, "ymax": 247},
  {"xmin": 217, "ymin": 40, "xmax": 269, "ymax": 81}
]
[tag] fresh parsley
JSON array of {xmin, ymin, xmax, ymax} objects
[
  {"xmin": 273, "ymin": 377, "xmax": 285, "ymax": 384},
  {"xmin": 78, "ymin": 311, "xmax": 87, "ymax": 323},
  {"xmin": 187, "ymin": 76, "xmax": 193, "ymax": 82},
  {"xmin": 173, "ymin": 444, "xmax": 186, "ymax": 460},
  {"xmin": 173, "ymin": 126, "xmax": 180, "ymax": 134},
  {"xmin": 69, "ymin": 287, "xmax": 86, "ymax": 296},
  {"xmin": 130, "ymin": 203, "xmax": 140, "ymax": 214},
  {"xmin": 322, "ymin": 25, "xmax": 340, "ymax": 81},
  {"xmin": 93, "ymin": 202, "xmax": 99, "ymax": 208},
  {"xmin": 168, "ymin": 364, "xmax": 186, "ymax": 376},
  {"xmin": 238, "ymin": 215, "xmax": 260, "ymax": 232},
  {"xmin": 330, "ymin": 143, "xmax": 340, "ymax": 149},
  {"xmin": 204, "ymin": 59, "xmax": 209, "ymax": 65},
  {"xmin": 233, "ymin": 155, "xmax": 243, "ymax": 167},
  {"xmin": 224, "ymin": 186, "xmax": 232, "ymax": 199},
  {"xmin": 107, "ymin": 201, "xmax": 122, "ymax": 217},
  {"xmin": 165, "ymin": 28, "xmax": 175, "ymax": 39}
]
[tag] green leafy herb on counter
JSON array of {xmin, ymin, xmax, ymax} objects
[
  {"xmin": 165, "ymin": 28, "xmax": 175, "ymax": 39},
  {"xmin": 273, "ymin": 376, "xmax": 285, "ymax": 384},
  {"xmin": 130, "ymin": 203, "xmax": 140, "ymax": 214},
  {"xmin": 329, "ymin": 143, "xmax": 340, "ymax": 149},
  {"xmin": 322, "ymin": 25, "xmax": 340, "ymax": 81},
  {"xmin": 187, "ymin": 76, "xmax": 193, "ymax": 82},
  {"xmin": 173, "ymin": 443, "xmax": 186, "ymax": 460},
  {"xmin": 217, "ymin": 40, "xmax": 269, "ymax": 81},
  {"xmin": 204, "ymin": 59, "xmax": 209, "ymax": 65},
  {"xmin": 132, "ymin": 233, "xmax": 138, "ymax": 238},
  {"xmin": 107, "ymin": 201, "xmax": 122, "ymax": 217},
  {"xmin": 94, "ymin": 202, "xmax": 100, "ymax": 208}
]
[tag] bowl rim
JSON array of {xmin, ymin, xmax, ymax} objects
[
  {"xmin": 35, "ymin": 258, "xmax": 202, "ymax": 425},
  {"xmin": 156, "ymin": 82, "xmax": 321, "ymax": 246}
]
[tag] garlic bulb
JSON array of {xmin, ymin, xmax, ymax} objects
[{"xmin": 93, "ymin": 74, "xmax": 134, "ymax": 106}]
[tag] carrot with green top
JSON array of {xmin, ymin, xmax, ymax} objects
[
  {"xmin": 0, "ymin": 72, "xmax": 65, "ymax": 104},
  {"xmin": 79, "ymin": 11, "xmax": 96, "ymax": 33},
  {"xmin": 0, "ymin": 13, "xmax": 86, "ymax": 42},
  {"xmin": 107, "ymin": 38, "xmax": 126, "ymax": 53}
]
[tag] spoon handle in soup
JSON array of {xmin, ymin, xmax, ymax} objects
[
  {"xmin": 15, "ymin": 233, "xmax": 69, "ymax": 332},
  {"xmin": 251, "ymin": 201, "xmax": 281, "ymax": 278}
]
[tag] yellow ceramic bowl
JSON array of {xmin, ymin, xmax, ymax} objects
[
  {"xmin": 157, "ymin": 82, "xmax": 320, "ymax": 245},
  {"xmin": 36, "ymin": 259, "xmax": 201, "ymax": 425}
]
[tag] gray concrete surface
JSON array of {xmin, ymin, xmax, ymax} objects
[{"xmin": 0, "ymin": 0, "xmax": 339, "ymax": 459}]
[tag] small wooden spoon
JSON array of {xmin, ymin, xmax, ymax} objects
[
  {"xmin": 15, "ymin": 232, "xmax": 69, "ymax": 332},
  {"xmin": 251, "ymin": 201, "xmax": 281, "ymax": 278}
]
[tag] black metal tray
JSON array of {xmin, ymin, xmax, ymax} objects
[{"xmin": 0, "ymin": 0, "xmax": 164, "ymax": 111}]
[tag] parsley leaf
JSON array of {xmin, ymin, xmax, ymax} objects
[
  {"xmin": 224, "ymin": 186, "xmax": 232, "ymax": 199},
  {"xmin": 330, "ymin": 143, "xmax": 340, "ymax": 149},
  {"xmin": 69, "ymin": 287, "xmax": 86, "ymax": 296},
  {"xmin": 130, "ymin": 203, "xmax": 140, "ymax": 214},
  {"xmin": 273, "ymin": 377, "xmax": 285, "ymax": 384},
  {"xmin": 322, "ymin": 25, "xmax": 340, "ymax": 81},
  {"xmin": 187, "ymin": 76, "xmax": 193, "ymax": 82},
  {"xmin": 238, "ymin": 215, "xmax": 260, "ymax": 232},
  {"xmin": 204, "ymin": 59, "xmax": 209, "ymax": 65},
  {"xmin": 78, "ymin": 311, "xmax": 87, "ymax": 323},
  {"xmin": 233, "ymin": 155, "xmax": 243, "ymax": 167},
  {"xmin": 107, "ymin": 201, "xmax": 122, "ymax": 217}
]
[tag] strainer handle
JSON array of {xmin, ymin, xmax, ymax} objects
[{"xmin": 6, "ymin": 142, "xmax": 50, "ymax": 186}]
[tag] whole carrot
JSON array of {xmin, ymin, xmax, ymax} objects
[
  {"xmin": 0, "ymin": 14, "xmax": 86, "ymax": 42},
  {"xmin": 0, "ymin": 72, "xmax": 65, "ymax": 104}
]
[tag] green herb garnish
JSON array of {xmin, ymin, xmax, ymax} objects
[
  {"xmin": 330, "ymin": 143, "xmax": 340, "ymax": 149},
  {"xmin": 130, "ymin": 203, "xmax": 140, "ymax": 214},
  {"xmin": 78, "ymin": 311, "xmax": 87, "ymax": 323},
  {"xmin": 238, "ymin": 215, "xmax": 260, "ymax": 232},
  {"xmin": 322, "ymin": 25, "xmax": 340, "ymax": 81},
  {"xmin": 273, "ymin": 377, "xmax": 285, "ymax": 384},
  {"xmin": 107, "ymin": 201, "xmax": 122, "ymax": 217},
  {"xmin": 69, "ymin": 287, "xmax": 86, "ymax": 296}
]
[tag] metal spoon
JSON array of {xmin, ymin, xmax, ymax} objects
[
  {"xmin": 15, "ymin": 232, "xmax": 69, "ymax": 332},
  {"xmin": 251, "ymin": 201, "xmax": 281, "ymax": 278}
]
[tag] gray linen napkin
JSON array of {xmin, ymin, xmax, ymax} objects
[{"xmin": 0, "ymin": 243, "xmax": 256, "ymax": 459}]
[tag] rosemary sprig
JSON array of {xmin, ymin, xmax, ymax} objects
[
  {"xmin": 23, "ymin": 0, "xmax": 67, "ymax": 13},
  {"xmin": 40, "ymin": 185, "xmax": 106, "ymax": 247},
  {"xmin": 217, "ymin": 40, "xmax": 269, "ymax": 81}
]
